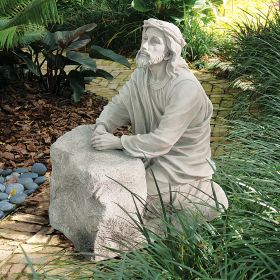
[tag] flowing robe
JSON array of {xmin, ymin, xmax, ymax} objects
[{"xmin": 96, "ymin": 67, "xmax": 214, "ymax": 195}]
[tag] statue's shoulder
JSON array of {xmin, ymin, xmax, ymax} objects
[{"xmin": 171, "ymin": 69, "xmax": 200, "ymax": 88}]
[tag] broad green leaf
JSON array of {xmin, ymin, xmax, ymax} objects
[
  {"xmin": 80, "ymin": 69, "xmax": 113, "ymax": 81},
  {"xmin": 66, "ymin": 51, "xmax": 96, "ymax": 71},
  {"xmin": 68, "ymin": 70, "xmax": 85, "ymax": 102},
  {"xmin": 14, "ymin": 52, "xmax": 40, "ymax": 76},
  {"xmin": 90, "ymin": 45, "xmax": 130, "ymax": 68},
  {"xmin": 53, "ymin": 23, "xmax": 96, "ymax": 49},
  {"xmin": 67, "ymin": 38, "xmax": 91, "ymax": 51},
  {"xmin": 131, "ymin": 0, "xmax": 152, "ymax": 12}
]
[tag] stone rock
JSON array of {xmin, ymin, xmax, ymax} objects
[
  {"xmin": 15, "ymin": 167, "xmax": 29, "ymax": 173},
  {"xmin": 24, "ymin": 189, "xmax": 36, "ymax": 195},
  {"xmin": 9, "ymin": 193, "xmax": 27, "ymax": 204},
  {"xmin": 0, "ymin": 177, "xmax": 4, "ymax": 184},
  {"xmin": 31, "ymin": 163, "xmax": 47, "ymax": 176},
  {"xmin": 0, "ymin": 193, "xmax": 9, "ymax": 200},
  {"xmin": 20, "ymin": 173, "xmax": 38, "ymax": 179},
  {"xmin": 0, "ymin": 201, "xmax": 15, "ymax": 212},
  {"xmin": 34, "ymin": 176, "xmax": 46, "ymax": 185},
  {"xmin": 49, "ymin": 125, "xmax": 147, "ymax": 261},
  {"xmin": 5, "ymin": 183, "xmax": 24, "ymax": 195},
  {"xmin": 25, "ymin": 182, "xmax": 38, "ymax": 190},
  {"xmin": 1, "ymin": 169, "xmax": 12, "ymax": 177},
  {"xmin": 0, "ymin": 183, "xmax": 5, "ymax": 192},
  {"xmin": 0, "ymin": 210, "xmax": 4, "ymax": 219},
  {"xmin": 17, "ymin": 177, "xmax": 33, "ymax": 187}
]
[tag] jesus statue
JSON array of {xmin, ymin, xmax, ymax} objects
[{"xmin": 91, "ymin": 18, "xmax": 228, "ymax": 221}]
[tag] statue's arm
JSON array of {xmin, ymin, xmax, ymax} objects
[
  {"xmin": 121, "ymin": 81, "xmax": 203, "ymax": 158},
  {"xmin": 95, "ymin": 84, "xmax": 131, "ymax": 133}
]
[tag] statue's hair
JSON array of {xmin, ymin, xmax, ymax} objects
[{"xmin": 142, "ymin": 18, "xmax": 189, "ymax": 78}]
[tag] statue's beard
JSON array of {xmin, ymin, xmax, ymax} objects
[{"xmin": 136, "ymin": 51, "xmax": 166, "ymax": 68}]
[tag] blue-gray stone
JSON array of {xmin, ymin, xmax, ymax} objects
[
  {"xmin": 1, "ymin": 169, "xmax": 12, "ymax": 177},
  {"xmin": 0, "ymin": 183, "xmax": 5, "ymax": 192},
  {"xmin": 0, "ymin": 201, "xmax": 14, "ymax": 212},
  {"xmin": 34, "ymin": 176, "xmax": 46, "ymax": 185},
  {"xmin": 11, "ymin": 172, "xmax": 20, "ymax": 178},
  {"xmin": 0, "ymin": 210, "xmax": 4, "ymax": 219},
  {"xmin": 0, "ymin": 177, "xmax": 4, "ymax": 184},
  {"xmin": 17, "ymin": 178, "xmax": 33, "ymax": 187},
  {"xmin": 9, "ymin": 193, "xmax": 27, "ymax": 204},
  {"xmin": 15, "ymin": 167, "xmax": 29, "ymax": 173},
  {"xmin": 24, "ymin": 189, "xmax": 36, "ymax": 195},
  {"xmin": 6, "ymin": 175, "xmax": 15, "ymax": 181},
  {"xmin": 20, "ymin": 173, "xmax": 38, "ymax": 179},
  {"xmin": 0, "ymin": 193, "xmax": 8, "ymax": 200},
  {"xmin": 25, "ymin": 182, "xmax": 38, "ymax": 190},
  {"xmin": 31, "ymin": 163, "xmax": 47, "ymax": 176},
  {"xmin": 5, "ymin": 183, "xmax": 24, "ymax": 195}
]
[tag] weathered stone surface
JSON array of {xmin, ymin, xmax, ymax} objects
[{"xmin": 49, "ymin": 125, "xmax": 147, "ymax": 261}]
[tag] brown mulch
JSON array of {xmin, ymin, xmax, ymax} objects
[{"xmin": 0, "ymin": 80, "xmax": 111, "ymax": 171}]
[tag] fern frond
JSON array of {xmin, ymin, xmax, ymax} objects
[
  {"xmin": 0, "ymin": 26, "xmax": 18, "ymax": 49},
  {"xmin": 0, "ymin": 0, "xmax": 59, "ymax": 49},
  {"xmin": 4, "ymin": 0, "xmax": 59, "ymax": 28}
]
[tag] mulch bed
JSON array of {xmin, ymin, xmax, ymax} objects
[{"xmin": 0, "ymin": 80, "xmax": 126, "ymax": 171}]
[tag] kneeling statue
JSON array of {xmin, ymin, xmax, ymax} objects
[{"xmin": 91, "ymin": 18, "xmax": 229, "ymax": 221}]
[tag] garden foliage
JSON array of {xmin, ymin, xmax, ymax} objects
[
  {"xmin": 0, "ymin": 0, "xmax": 60, "ymax": 49},
  {"xmin": 0, "ymin": 1, "xmax": 130, "ymax": 102}
]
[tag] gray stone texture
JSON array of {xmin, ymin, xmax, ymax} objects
[{"xmin": 49, "ymin": 125, "xmax": 147, "ymax": 260}]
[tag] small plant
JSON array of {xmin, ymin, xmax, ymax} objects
[{"xmin": 0, "ymin": 23, "xmax": 130, "ymax": 102}]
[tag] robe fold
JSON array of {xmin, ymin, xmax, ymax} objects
[{"xmin": 96, "ymin": 67, "xmax": 214, "ymax": 194}]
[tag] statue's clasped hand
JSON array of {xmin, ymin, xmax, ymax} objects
[{"xmin": 91, "ymin": 124, "xmax": 123, "ymax": 150}]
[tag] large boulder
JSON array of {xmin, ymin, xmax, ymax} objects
[{"xmin": 49, "ymin": 125, "xmax": 147, "ymax": 261}]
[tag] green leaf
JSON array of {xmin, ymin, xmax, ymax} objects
[
  {"xmin": 14, "ymin": 51, "xmax": 40, "ymax": 76},
  {"xmin": 52, "ymin": 23, "xmax": 96, "ymax": 49},
  {"xmin": 90, "ymin": 45, "xmax": 130, "ymax": 68},
  {"xmin": 131, "ymin": 0, "xmax": 152, "ymax": 12},
  {"xmin": 66, "ymin": 51, "xmax": 96, "ymax": 71},
  {"xmin": 80, "ymin": 69, "xmax": 113, "ymax": 81},
  {"xmin": 67, "ymin": 38, "xmax": 91, "ymax": 51},
  {"xmin": 68, "ymin": 70, "xmax": 85, "ymax": 102}
]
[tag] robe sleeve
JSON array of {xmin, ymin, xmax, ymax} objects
[
  {"xmin": 95, "ymin": 80, "xmax": 131, "ymax": 133},
  {"xmin": 121, "ymin": 80, "xmax": 203, "ymax": 158}
]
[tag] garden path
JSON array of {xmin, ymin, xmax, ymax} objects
[{"xmin": 0, "ymin": 60, "xmax": 239, "ymax": 279}]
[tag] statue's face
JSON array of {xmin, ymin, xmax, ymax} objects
[{"xmin": 136, "ymin": 27, "xmax": 169, "ymax": 68}]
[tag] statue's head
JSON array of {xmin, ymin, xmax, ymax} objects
[{"xmin": 136, "ymin": 18, "xmax": 188, "ymax": 76}]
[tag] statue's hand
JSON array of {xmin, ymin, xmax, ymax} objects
[
  {"xmin": 92, "ymin": 124, "xmax": 107, "ymax": 137},
  {"xmin": 92, "ymin": 133, "xmax": 123, "ymax": 150}
]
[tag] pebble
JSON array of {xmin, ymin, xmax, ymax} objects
[
  {"xmin": 0, "ymin": 193, "xmax": 8, "ymax": 200},
  {"xmin": 24, "ymin": 189, "xmax": 36, "ymax": 195},
  {"xmin": 25, "ymin": 182, "xmax": 38, "ymax": 190},
  {"xmin": 6, "ymin": 175, "xmax": 15, "ymax": 181},
  {"xmin": 11, "ymin": 172, "xmax": 20, "ymax": 178},
  {"xmin": 0, "ymin": 183, "xmax": 5, "ymax": 192},
  {"xmin": 20, "ymin": 172, "xmax": 39, "ymax": 179},
  {"xmin": 10, "ymin": 193, "xmax": 27, "ymax": 204},
  {"xmin": 0, "ymin": 210, "xmax": 4, "ymax": 218},
  {"xmin": 34, "ymin": 176, "xmax": 47, "ymax": 185},
  {"xmin": 0, "ymin": 201, "xmax": 15, "ymax": 212},
  {"xmin": 17, "ymin": 177, "xmax": 33, "ymax": 187},
  {"xmin": 31, "ymin": 163, "xmax": 47, "ymax": 176},
  {"xmin": 5, "ymin": 183, "xmax": 24, "ymax": 195},
  {"xmin": 1, "ymin": 169, "xmax": 12, "ymax": 177},
  {"xmin": 0, "ymin": 177, "xmax": 4, "ymax": 184},
  {"xmin": 15, "ymin": 167, "xmax": 29, "ymax": 173}
]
